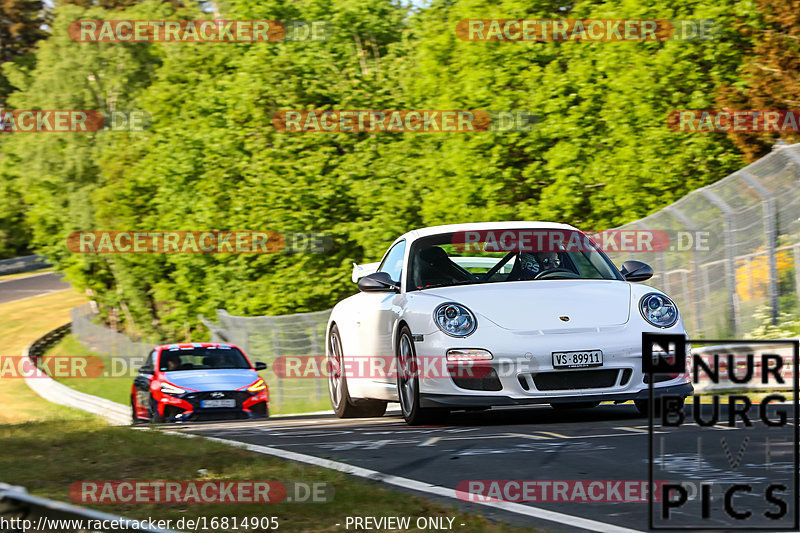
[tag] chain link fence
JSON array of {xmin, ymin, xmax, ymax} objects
[
  {"xmin": 603, "ymin": 142, "xmax": 800, "ymax": 338},
  {"xmin": 203, "ymin": 309, "xmax": 332, "ymax": 414},
  {"xmin": 71, "ymin": 303, "xmax": 153, "ymax": 362}
]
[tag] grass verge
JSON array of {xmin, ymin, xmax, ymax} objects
[
  {"xmin": 43, "ymin": 334, "xmax": 131, "ymax": 405},
  {"xmin": 0, "ymin": 288, "xmax": 93, "ymax": 424},
  {"xmin": 1, "ymin": 420, "xmax": 529, "ymax": 533}
]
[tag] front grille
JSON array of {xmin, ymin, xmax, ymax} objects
[
  {"xmin": 532, "ymin": 369, "xmax": 619, "ymax": 391},
  {"xmin": 182, "ymin": 391, "xmax": 251, "ymax": 408},
  {"xmin": 451, "ymin": 368, "xmax": 502, "ymax": 391}
]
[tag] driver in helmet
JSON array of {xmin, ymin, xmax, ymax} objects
[{"xmin": 518, "ymin": 251, "xmax": 561, "ymax": 280}]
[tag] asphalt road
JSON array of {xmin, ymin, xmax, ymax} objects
[
  {"xmin": 171, "ymin": 402, "xmax": 797, "ymax": 532},
  {"xmin": 0, "ymin": 272, "xmax": 70, "ymax": 304}
]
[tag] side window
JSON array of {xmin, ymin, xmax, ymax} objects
[
  {"xmin": 144, "ymin": 351, "xmax": 155, "ymax": 372},
  {"xmin": 378, "ymin": 240, "xmax": 406, "ymax": 283}
]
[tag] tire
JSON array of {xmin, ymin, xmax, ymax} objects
[
  {"xmin": 636, "ymin": 396, "xmax": 685, "ymax": 417},
  {"xmin": 396, "ymin": 326, "xmax": 448, "ymax": 425},
  {"xmin": 148, "ymin": 394, "xmax": 164, "ymax": 423},
  {"xmin": 550, "ymin": 401, "xmax": 600, "ymax": 410},
  {"xmin": 327, "ymin": 325, "xmax": 387, "ymax": 418},
  {"xmin": 130, "ymin": 396, "xmax": 145, "ymax": 425}
]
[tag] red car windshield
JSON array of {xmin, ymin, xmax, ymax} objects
[{"xmin": 158, "ymin": 346, "xmax": 251, "ymax": 371}]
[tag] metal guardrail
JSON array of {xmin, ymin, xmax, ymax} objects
[
  {"xmin": 22, "ymin": 324, "xmax": 130, "ymax": 426},
  {"xmin": 26, "ymin": 323, "xmax": 71, "ymax": 369},
  {"xmin": 0, "ymin": 255, "xmax": 50, "ymax": 276},
  {"xmin": 0, "ymin": 483, "xmax": 181, "ymax": 532}
]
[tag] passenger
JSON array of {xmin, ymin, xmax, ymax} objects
[{"xmin": 161, "ymin": 352, "xmax": 181, "ymax": 371}]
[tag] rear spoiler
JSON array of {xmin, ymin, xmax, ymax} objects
[{"xmin": 352, "ymin": 262, "xmax": 380, "ymax": 283}]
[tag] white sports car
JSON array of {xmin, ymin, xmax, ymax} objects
[{"xmin": 326, "ymin": 222, "xmax": 693, "ymax": 425}]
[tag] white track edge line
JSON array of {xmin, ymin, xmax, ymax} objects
[{"xmin": 162, "ymin": 430, "xmax": 644, "ymax": 533}]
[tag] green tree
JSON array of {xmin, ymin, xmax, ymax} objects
[{"xmin": 717, "ymin": 0, "xmax": 800, "ymax": 161}]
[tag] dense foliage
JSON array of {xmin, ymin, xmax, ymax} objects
[{"xmin": 0, "ymin": 0, "xmax": 792, "ymax": 338}]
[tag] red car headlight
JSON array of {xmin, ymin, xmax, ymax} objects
[{"xmin": 247, "ymin": 379, "xmax": 266, "ymax": 393}]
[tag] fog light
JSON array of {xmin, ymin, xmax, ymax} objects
[{"xmin": 446, "ymin": 349, "xmax": 493, "ymax": 362}]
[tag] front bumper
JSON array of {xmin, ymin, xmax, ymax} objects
[
  {"xmin": 413, "ymin": 322, "xmax": 691, "ymax": 405},
  {"xmin": 421, "ymin": 382, "xmax": 694, "ymax": 408},
  {"xmin": 158, "ymin": 390, "xmax": 269, "ymax": 422}
]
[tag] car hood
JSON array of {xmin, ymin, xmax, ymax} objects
[
  {"xmin": 163, "ymin": 369, "xmax": 259, "ymax": 391},
  {"xmin": 419, "ymin": 280, "xmax": 631, "ymax": 331}
]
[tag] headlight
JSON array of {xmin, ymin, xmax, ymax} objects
[
  {"xmin": 639, "ymin": 293, "xmax": 679, "ymax": 328},
  {"xmin": 160, "ymin": 382, "xmax": 185, "ymax": 395},
  {"xmin": 247, "ymin": 379, "xmax": 266, "ymax": 393},
  {"xmin": 434, "ymin": 303, "xmax": 477, "ymax": 337}
]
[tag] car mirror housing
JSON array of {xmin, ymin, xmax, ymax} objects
[
  {"xmin": 357, "ymin": 271, "xmax": 400, "ymax": 293},
  {"xmin": 138, "ymin": 364, "xmax": 154, "ymax": 374},
  {"xmin": 620, "ymin": 260, "xmax": 654, "ymax": 282},
  {"xmin": 254, "ymin": 362, "xmax": 267, "ymax": 371}
]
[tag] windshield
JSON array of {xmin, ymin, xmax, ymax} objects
[
  {"xmin": 407, "ymin": 229, "xmax": 623, "ymax": 291},
  {"xmin": 158, "ymin": 346, "xmax": 251, "ymax": 371}
]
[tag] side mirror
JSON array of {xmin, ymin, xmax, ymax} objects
[
  {"xmin": 254, "ymin": 362, "xmax": 267, "ymax": 371},
  {"xmin": 138, "ymin": 365, "xmax": 154, "ymax": 374},
  {"xmin": 620, "ymin": 260, "xmax": 653, "ymax": 282},
  {"xmin": 357, "ymin": 271, "xmax": 399, "ymax": 293}
]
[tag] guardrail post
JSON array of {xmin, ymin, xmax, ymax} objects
[
  {"xmin": 300, "ymin": 314, "xmax": 323, "ymax": 401},
  {"xmin": 740, "ymin": 171, "xmax": 780, "ymax": 324},
  {"xmin": 700, "ymin": 189, "xmax": 741, "ymax": 336},
  {"xmin": 795, "ymin": 244, "xmax": 800, "ymax": 306}
]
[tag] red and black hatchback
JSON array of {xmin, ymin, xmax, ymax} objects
[{"xmin": 131, "ymin": 343, "xmax": 269, "ymax": 423}]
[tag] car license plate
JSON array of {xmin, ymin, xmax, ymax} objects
[
  {"xmin": 552, "ymin": 350, "xmax": 603, "ymax": 369},
  {"xmin": 201, "ymin": 399, "xmax": 236, "ymax": 408}
]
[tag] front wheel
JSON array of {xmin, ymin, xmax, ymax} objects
[
  {"xmin": 396, "ymin": 326, "xmax": 448, "ymax": 425},
  {"xmin": 147, "ymin": 394, "xmax": 164, "ymax": 423},
  {"xmin": 131, "ymin": 395, "xmax": 146, "ymax": 425},
  {"xmin": 327, "ymin": 325, "xmax": 387, "ymax": 418}
]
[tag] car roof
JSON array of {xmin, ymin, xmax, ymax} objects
[
  {"xmin": 397, "ymin": 221, "xmax": 580, "ymax": 243},
  {"xmin": 154, "ymin": 342, "xmax": 239, "ymax": 351}
]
